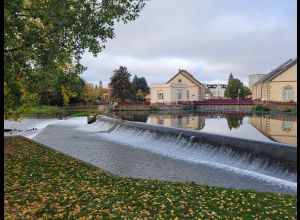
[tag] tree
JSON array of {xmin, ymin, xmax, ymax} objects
[
  {"xmin": 131, "ymin": 75, "xmax": 150, "ymax": 95},
  {"xmin": 242, "ymin": 86, "xmax": 252, "ymax": 98},
  {"xmin": 110, "ymin": 66, "xmax": 133, "ymax": 101},
  {"xmin": 225, "ymin": 74, "xmax": 244, "ymax": 99},
  {"xmin": 136, "ymin": 89, "xmax": 145, "ymax": 101},
  {"xmin": 4, "ymin": 0, "xmax": 148, "ymax": 119}
]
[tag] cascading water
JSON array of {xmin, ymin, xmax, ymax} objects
[
  {"xmin": 29, "ymin": 116, "xmax": 296, "ymax": 194},
  {"xmin": 84, "ymin": 119, "xmax": 296, "ymax": 184}
]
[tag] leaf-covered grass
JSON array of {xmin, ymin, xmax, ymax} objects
[{"xmin": 4, "ymin": 136, "xmax": 297, "ymax": 219}]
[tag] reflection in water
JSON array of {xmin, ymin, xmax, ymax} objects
[
  {"xmin": 107, "ymin": 111, "xmax": 149, "ymax": 122},
  {"xmin": 150, "ymin": 114, "xmax": 205, "ymax": 130},
  {"xmin": 250, "ymin": 114, "xmax": 297, "ymax": 145},
  {"xmin": 103, "ymin": 111, "xmax": 296, "ymax": 145},
  {"xmin": 225, "ymin": 115, "xmax": 244, "ymax": 130}
]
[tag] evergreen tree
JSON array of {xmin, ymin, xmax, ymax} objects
[
  {"xmin": 110, "ymin": 66, "xmax": 133, "ymax": 101},
  {"xmin": 131, "ymin": 75, "xmax": 150, "ymax": 95}
]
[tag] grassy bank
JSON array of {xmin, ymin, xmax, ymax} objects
[
  {"xmin": 15, "ymin": 105, "xmax": 65, "ymax": 117},
  {"xmin": 15, "ymin": 105, "xmax": 100, "ymax": 118},
  {"xmin": 4, "ymin": 137, "xmax": 297, "ymax": 219}
]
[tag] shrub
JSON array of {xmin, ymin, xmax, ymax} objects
[{"xmin": 255, "ymin": 105, "xmax": 270, "ymax": 112}]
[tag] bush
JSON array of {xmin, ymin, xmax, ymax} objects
[{"xmin": 255, "ymin": 105, "xmax": 270, "ymax": 112}]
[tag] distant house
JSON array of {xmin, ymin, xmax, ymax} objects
[
  {"xmin": 204, "ymin": 83, "xmax": 227, "ymax": 99},
  {"xmin": 150, "ymin": 69, "xmax": 205, "ymax": 104},
  {"xmin": 252, "ymin": 58, "xmax": 297, "ymax": 102}
]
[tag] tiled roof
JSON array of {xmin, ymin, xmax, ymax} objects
[
  {"xmin": 167, "ymin": 69, "xmax": 204, "ymax": 87},
  {"xmin": 253, "ymin": 58, "xmax": 297, "ymax": 86}
]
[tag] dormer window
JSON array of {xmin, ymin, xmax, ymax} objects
[{"xmin": 178, "ymin": 79, "xmax": 182, "ymax": 83}]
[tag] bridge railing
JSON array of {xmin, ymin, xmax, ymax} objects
[{"xmin": 151, "ymin": 99, "xmax": 254, "ymax": 105}]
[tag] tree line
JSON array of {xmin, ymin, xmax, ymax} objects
[
  {"xmin": 109, "ymin": 66, "xmax": 150, "ymax": 102},
  {"xmin": 4, "ymin": 0, "xmax": 148, "ymax": 119}
]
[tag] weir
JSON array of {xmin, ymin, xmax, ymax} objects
[
  {"xmin": 95, "ymin": 115, "xmax": 297, "ymax": 176},
  {"xmin": 26, "ymin": 115, "xmax": 296, "ymax": 194}
]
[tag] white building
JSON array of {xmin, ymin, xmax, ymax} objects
[{"xmin": 204, "ymin": 83, "xmax": 227, "ymax": 99}]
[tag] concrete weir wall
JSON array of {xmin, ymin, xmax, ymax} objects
[
  {"xmin": 96, "ymin": 116, "xmax": 297, "ymax": 171},
  {"xmin": 196, "ymin": 104, "xmax": 253, "ymax": 112}
]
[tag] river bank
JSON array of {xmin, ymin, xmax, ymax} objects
[{"xmin": 4, "ymin": 136, "xmax": 297, "ymax": 219}]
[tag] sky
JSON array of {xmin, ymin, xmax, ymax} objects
[{"xmin": 81, "ymin": 0, "xmax": 297, "ymax": 87}]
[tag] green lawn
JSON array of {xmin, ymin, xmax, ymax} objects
[
  {"xmin": 14, "ymin": 105, "xmax": 99, "ymax": 118},
  {"xmin": 15, "ymin": 105, "xmax": 65, "ymax": 117},
  {"xmin": 4, "ymin": 137, "xmax": 297, "ymax": 219}
]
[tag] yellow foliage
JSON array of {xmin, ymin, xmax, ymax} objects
[{"xmin": 61, "ymin": 85, "xmax": 77, "ymax": 106}]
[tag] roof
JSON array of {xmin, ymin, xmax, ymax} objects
[
  {"xmin": 253, "ymin": 58, "xmax": 297, "ymax": 86},
  {"xmin": 206, "ymin": 84, "xmax": 227, "ymax": 88},
  {"xmin": 249, "ymin": 74, "xmax": 266, "ymax": 77},
  {"xmin": 167, "ymin": 69, "xmax": 204, "ymax": 87}
]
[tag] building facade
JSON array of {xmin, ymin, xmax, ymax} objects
[
  {"xmin": 204, "ymin": 83, "xmax": 227, "ymax": 99},
  {"xmin": 250, "ymin": 115, "xmax": 297, "ymax": 145},
  {"xmin": 150, "ymin": 69, "xmax": 205, "ymax": 104},
  {"xmin": 149, "ymin": 114, "xmax": 205, "ymax": 130},
  {"xmin": 252, "ymin": 58, "xmax": 297, "ymax": 102},
  {"xmin": 248, "ymin": 74, "xmax": 266, "ymax": 92}
]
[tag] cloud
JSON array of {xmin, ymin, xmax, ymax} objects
[{"xmin": 81, "ymin": 0, "xmax": 297, "ymax": 87}]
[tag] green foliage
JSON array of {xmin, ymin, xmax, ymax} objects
[
  {"xmin": 255, "ymin": 105, "xmax": 270, "ymax": 113},
  {"xmin": 68, "ymin": 112, "xmax": 90, "ymax": 117},
  {"xmin": 225, "ymin": 74, "xmax": 251, "ymax": 99},
  {"xmin": 80, "ymin": 83, "xmax": 108, "ymax": 104},
  {"xmin": 4, "ymin": 0, "xmax": 148, "ymax": 119},
  {"xmin": 242, "ymin": 85, "xmax": 252, "ymax": 97},
  {"xmin": 136, "ymin": 89, "xmax": 145, "ymax": 101},
  {"xmin": 4, "ymin": 137, "xmax": 297, "ymax": 219},
  {"xmin": 132, "ymin": 75, "xmax": 150, "ymax": 95},
  {"xmin": 225, "ymin": 115, "xmax": 244, "ymax": 130},
  {"xmin": 15, "ymin": 105, "xmax": 65, "ymax": 117},
  {"xmin": 110, "ymin": 66, "xmax": 133, "ymax": 101},
  {"xmin": 61, "ymin": 85, "xmax": 77, "ymax": 106}
]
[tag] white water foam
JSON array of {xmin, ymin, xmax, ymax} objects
[
  {"xmin": 74, "ymin": 120, "xmax": 297, "ymax": 192},
  {"xmin": 4, "ymin": 117, "xmax": 87, "ymax": 138}
]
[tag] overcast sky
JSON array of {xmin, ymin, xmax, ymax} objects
[{"xmin": 81, "ymin": 0, "xmax": 297, "ymax": 87}]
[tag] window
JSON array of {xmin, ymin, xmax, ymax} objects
[
  {"xmin": 187, "ymin": 90, "xmax": 190, "ymax": 99},
  {"xmin": 283, "ymin": 86, "xmax": 292, "ymax": 101},
  {"xmin": 177, "ymin": 89, "xmax": 182, "ymax": 100},
  {"xmin": 178, "ymin": 79, "xmax": 182, "ymax": 83},
  {"xmin": 157, "ymin": 91, "xmax": 164, "ymax": 100}
]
